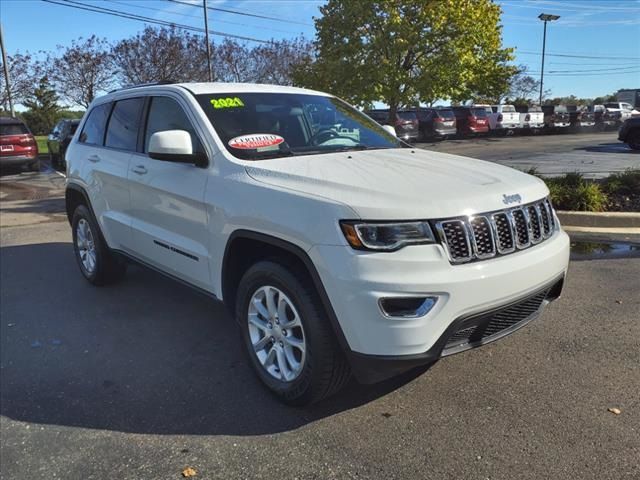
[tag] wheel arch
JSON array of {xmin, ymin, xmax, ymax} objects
[
  {"xmin": 221, "ymin": 230, "xmax": 351, "ymax": 353},
  {"xmin": 65, "ymin": 183, "xmax": 94, "ymax": 225}
]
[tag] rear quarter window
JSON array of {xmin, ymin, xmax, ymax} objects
[{"xmin": 79, "ymin": 103, "xmax": 112, "ymax": 145}]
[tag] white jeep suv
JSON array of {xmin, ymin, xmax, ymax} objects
[{"xmin": 65, "ymin": 83, "xmax": 570, "ymax": 405}]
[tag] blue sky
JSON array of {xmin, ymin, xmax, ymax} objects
[{"xmin": 1, "ymin": 0, "xmax": 639, "ymax": 100}]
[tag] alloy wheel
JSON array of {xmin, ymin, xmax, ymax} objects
[
  {"xmin": 247, "ymin": 285, "xmax": 306, "ymax": 382},
  {"xmin": 76, "ymin": 218, "xmax": 97, "ymax": 274}
]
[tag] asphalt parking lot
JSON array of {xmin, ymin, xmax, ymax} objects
[
  {"xmin": 1, "ymin": 133, "xmax": 639, "ymax": 480},
  {"xmin": 419, "ymin": 130, "xmax": 640, "ymax": 178}
]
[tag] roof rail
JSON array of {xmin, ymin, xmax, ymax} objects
[{"xmin": 108, "ymin": 80, "xmax": 176, "ymax": 94}]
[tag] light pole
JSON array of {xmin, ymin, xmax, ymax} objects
[
  {"xmin": 203, "ymin": 0, "xmax": 213, "ymax": 82},
  {"xmin": 538, "ymin": 13, "xmax": 560, "ymax": 105}
]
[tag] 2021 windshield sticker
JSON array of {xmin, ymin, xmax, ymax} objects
[
  {"xmin": 210, "ymin": 97, "xmax": 244, "ymax": 109},
  {"xmin": 228, "ymin": 134, "xmax": 285, "ymax": 150}
]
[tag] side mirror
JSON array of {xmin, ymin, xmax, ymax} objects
[
  {"xmin": 148, "ymin": 130, "xmax": 208, "ymax": 167},
  {"xmin": 382, "ymin": 124, "xmax": 397, "ymax": 137}
]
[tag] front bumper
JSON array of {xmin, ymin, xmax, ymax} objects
[{"xmin": 309, "ymin": 230, "xmax": 570, "ymax": 380}]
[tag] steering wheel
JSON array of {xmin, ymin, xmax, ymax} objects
[{"xmin": 310, "ymin": 129, "xmax": 357, "ymax": 146}]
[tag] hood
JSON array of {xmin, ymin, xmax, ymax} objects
[{"xmin": 244, "ymin": 148, "xmax": 549, "ymax": 219}]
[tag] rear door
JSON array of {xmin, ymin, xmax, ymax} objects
[
  {"xmin": 127, "ymin": 95, "xmax": 211, "ymax": 290},
  {"xmin": 75, "ymin": 99, "xmax": 141, "ymax": 251}
]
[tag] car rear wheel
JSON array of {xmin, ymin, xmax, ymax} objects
[
  {"xmin": 236, "ymin": 260, "xmax": 350, "ymax": 405},
  {"xmin": 627, "ymin": 131, "xmax": 640, "ymax": 150},
  {"xmin": 72, "ymin": 204, "xmax": 127, "ymax": 286},
  {"xmin": 28, "ymin": 160, "xmax": 40, "ymax": 172}
]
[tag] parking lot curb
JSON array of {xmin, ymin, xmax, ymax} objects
[{"xmin": 558, "ymin": 211, "xmax": 640, "ymax": 228}]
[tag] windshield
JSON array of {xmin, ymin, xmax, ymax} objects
[
  {"xmin": 471, "ymin": 108, "xmax": 488, "ymax": 117},
  {"xmin": 196, "ymin": 92, "xmax": 401, "ymax": 160},
  {"xmin": 604, "ymin": 103, "xmax": 619, "ymax": 109},
  {"xmin": 501, "ymin": 105, "xmax": 516, "ymax": 112}
]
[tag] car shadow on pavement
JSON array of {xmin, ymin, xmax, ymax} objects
[
  {"xmin": 574, "ymin": 143, "xmax": 640, "ymax": 154},
  {"xmin": 0, "ymin": 242, "xmax": 427, "ymax": 436}
]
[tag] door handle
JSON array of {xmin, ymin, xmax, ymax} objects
[
  {"xmin": 88, "ymin": 154, "xmax": 101, "ymax": 163},
  {"xmin": 132, "ymin": 165, "xmax": 148, "ymax": 175}
]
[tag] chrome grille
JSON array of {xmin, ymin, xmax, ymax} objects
[
  {"xmin": 439, "ymin": 220, "xmax": 472, "ymax": 261},
  {"xmin": 434, "ymin": 198, "xmax": 557, "ymax": 264}
]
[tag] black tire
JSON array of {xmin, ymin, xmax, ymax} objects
[
  {"xmin": 627, "ymin": 131, "xmax": 640, "ymax": 151},
  {"xmin": 29, "ymin": 160, "xmax": 40, "ymax": 172},
  {"xmin": 236, "ymin": 260, "xmax": 350, "ymax": 405},
  {"xmin": 71, "ymin": 204, "xmax": 127, "ymax": 286}
]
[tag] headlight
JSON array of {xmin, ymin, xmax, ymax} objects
[{"xmin": 340, "ymin": 221, "xmax": 436, "ymax": 251}]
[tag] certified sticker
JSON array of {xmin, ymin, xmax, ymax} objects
[{"xmin": 228, "ymin": 134, "xmax": 285, "ymax": 150}]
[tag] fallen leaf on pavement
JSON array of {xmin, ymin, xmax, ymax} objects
[
  {"xmin": 608, "ymin": 407, "xmax": 621, "ymax": 415},
  {"xmin": 182, "ymin": 467, "xmax": 197, "ymax": 477},
  {"xmin": 615, "ymin": 300, "xmax": 622, "ymax": 304}
]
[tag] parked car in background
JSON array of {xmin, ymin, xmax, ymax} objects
[
  {"xmin": 64, "ymin": 82, "xmax": 569, "ymax": 405},
  {"xmin": 567, "ymin": 105, "xmax": 595, "ymax": 130},
  {"xmin": 516, "ymin": 105, "xmax": 544, "ymax": 132},
  {"xmin": 484, "ymin": 104, "xmax": 520, "ymax": 134},
  {"xmin": 0, "ymin": 117, "xmax": 39, "ymax": 172},
  {"xmin": 409, "ymin": 107, "xmax": 456, "ymax": 141},
  {"xmin": 603, "ymin": 102, "xmax": 639, "ymax": 122},
  {"xmin": 47, "ymin": 119, "xmax": 81, "ymax": 170},
  {"xmin": 618, "ymin": 116, "xmax": 640, "ymax": 150},
  {"xmin": 592, "ymin": 104, "xmax": 621, "ymax": 131},
  {"xmin": 542, "ymin": 105, "xmax": 571, "ymax": 131},
  {"xmin": 365, "ymin": 109, "xmax": 419, "ymax": 142},
  {"xmin": 451, "ymin": 106, "xmax": 489, "ymax": 136}
]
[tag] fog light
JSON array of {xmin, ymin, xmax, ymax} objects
[{"xmin": 379, "ymin": 296, "xmax": 437, "ymax": 318}]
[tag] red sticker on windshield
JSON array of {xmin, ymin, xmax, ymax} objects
[{"xmin": 228, "ymin": 134, "xmax": 284, "ymax": 150}]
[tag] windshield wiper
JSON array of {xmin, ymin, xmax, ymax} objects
[
  {"xmin": 247, "ymin": 149, "xmax": 295, "ymax": 160},
  {"xmin": 290, "ymin": 145, "xmax": 394, "ymax": 156}
]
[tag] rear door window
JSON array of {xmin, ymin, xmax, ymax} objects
[
  {"xmin": 79, "ymin": 103, "xmax": 112, "ymax": 145},
  {"xmin": 105, "ymin": 98, "xmax": 144, "ymax": 151}
]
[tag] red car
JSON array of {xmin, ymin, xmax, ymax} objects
[
  {"xmin": 0, "ymin": 117, "xmax": 40, "ymax": 172},
  {"xmin": 451, "ymin": 106, "xmax": 490, "ymax": 136}
]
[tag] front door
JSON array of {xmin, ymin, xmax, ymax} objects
[{"xmin": 128, "ymin": 95, "xmax": 212, "ymax": 291}]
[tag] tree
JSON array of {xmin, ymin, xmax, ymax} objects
[
  {"xmin": 507, "ymin": 67, "xmax": 541, "ymax": 101},
  {"xmin": 46, "ymin": 36, "xmax": 115, "ymax": 108},
  {"xmin": 0, "ymin": 53, "xmax": 40, "ymax": 109},
  {"xmin": 111, "ymin": 26, "xmax": 208, "ymax": 85},
  {"xmin": 250, "ymin": 37, "xmax": 314, "ymax": 85},
  {"xmin": 294, "ymin": 0, "xmax": 515, "ymax": 119},
  {"xmin": 21, "ymin": 76, "xmax": 61, "ymax": 134},
  {"xmin": 213, "ymin": 39, "xmax": 253, "ymax": 83}
]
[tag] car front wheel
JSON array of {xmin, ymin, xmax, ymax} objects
[{"xmin": 236, "ymin": 260, "xmax": 350, "ymax": 405}]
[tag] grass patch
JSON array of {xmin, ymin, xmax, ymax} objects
[{"xmin": 35, "ymin": 136, "xmax": 48, "ymax": 154}]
